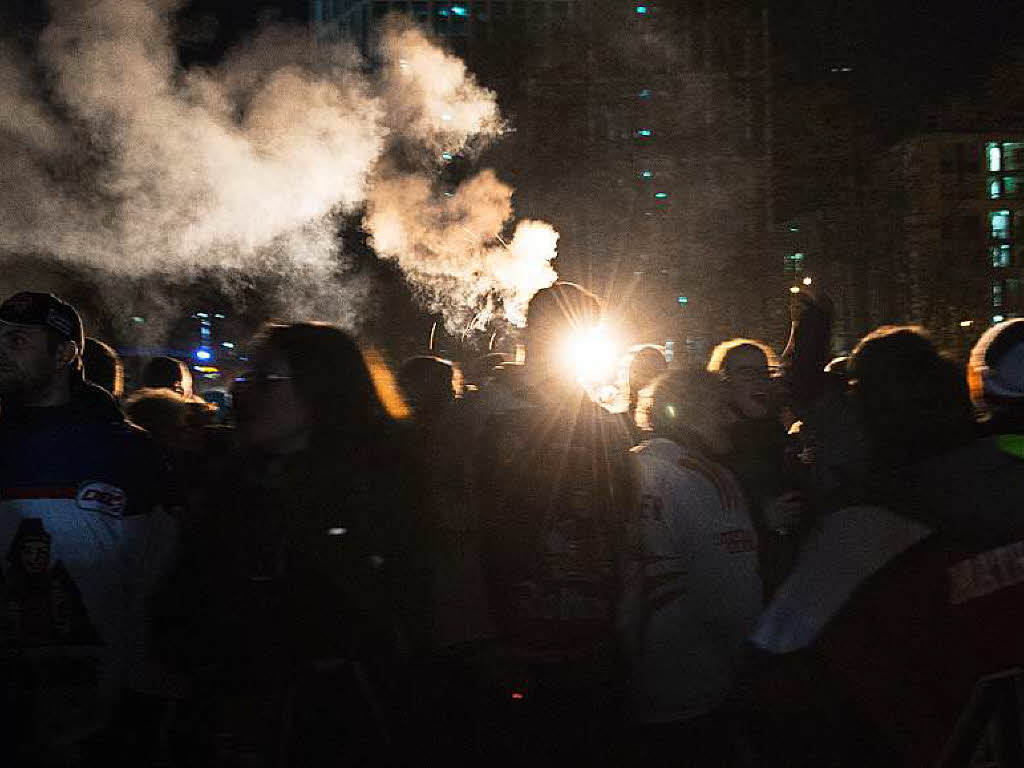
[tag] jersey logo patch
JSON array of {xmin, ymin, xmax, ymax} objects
[{"xmin": 76, "ymin": 482, "xmax": 127, "ymax": 517}]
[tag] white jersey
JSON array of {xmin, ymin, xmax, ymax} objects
[{"xmin": 620, "ymin": 437, "xmax": 762, "ymax": 723}]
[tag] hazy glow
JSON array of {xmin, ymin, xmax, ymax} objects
[
  {"xmin": 0, "ymin": 4, "xmax": 556, "ymax": 330},
  {"xmin": 562, "ymin": 326, "xmax": 619, "ymax": 385}
]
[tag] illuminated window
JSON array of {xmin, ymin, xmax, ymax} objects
[
  {"xmin": 784, "ymin": 252, "xmax": 804, "ymax": 272},
  {"xmin": 990, "ymin": 179, "xmax": 1001, "ymax": 199},
  {"xmin": 992, "ymin": 245, "xmax": 1012, "ymax": 268},
  {"xmin": 1005, "ymin": 177, "xmax": 1021, "ymax": 198},
  {"xmin": 636, "ymin": 128, "xmax": 653, "ymax": 137},
  {"xmin": 638, "ymin": 88, "xmax": 652, "ymax": 99},
  {"xmin": 988, "ymin": 143, "xmax": 1002, "ymax": 172},
  {"xmin": 1005, "ymin": 143, "xmax": 1024, "ymax": 171},
  {"xmin": 451, "ymin": 5, "xmax": 468, "ymax": 16},
  {"xmin": 991, "ymin": 210, "xmax": 1011, "ymax": 239},
  {"xmin": 653, "ymin": 192, "xmax": 668, "ymax": 199},
  {"xmin": 635, "ymin": 5, "xmax": 648, "ymax": 13},
  {"xmin": 640, "ymin": 169, "xmax": 653, "ymax": 179},
  {"xmin": 993, "ymin": 281, "xmax": 1004, "ymax": 308}
]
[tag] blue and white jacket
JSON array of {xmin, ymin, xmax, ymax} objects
[{"xmin": 0, "ymin": 382, "xmax": 170, "ymax": 753}]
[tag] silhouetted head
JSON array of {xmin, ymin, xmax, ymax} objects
[
  {"xmin": 968, "ymin": 318, "xmax": 1024, "ymax": 431},
  {"xmin": 83, "ymin": 337, "xmax": 124, "ymax": 398},
  {"xmin": 124, "ymin": 387, "xmax": 214, "ymax": 458},
  {"xmin": 637, "ymin": 368, "xmax": 736, "ymax": 456},
  {"xmin": 627, "ymin": 345, "xmax": 668, "ymax": 412},
  {"xmin": 707, "ymin": 338, "xmax": 778, "ymax": 420},
  {"xmin": 398, "ymin": 355, "xmax": 460, "ymax": 420},
  {"xmin": 141, "ymin": 356, "xmax": 192, "ymax": 398},
  {"xmin": 849, "ymin": 326, "xmax": 974, "ymax": 468},
  {"xmin": 0, "ymin": 292, "xmax": 84, "ymax": 407},
  {"xmin": 524, "ymin": 282, "xmax": 602, "ymax": 374}
]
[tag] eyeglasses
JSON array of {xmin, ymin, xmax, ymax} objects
[{"xmin": 233, "ymin": 371, "xmax": 294, "ymax": 389}]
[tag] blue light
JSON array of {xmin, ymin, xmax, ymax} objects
[
  {"xmin": 636, "ymin": 5, "xmax": 648, "ymax": 13},
  {"xmin": 637, "ymin": 129, "xmax": 652, "ymax": 137},
  {"xmin": 451, "ymin": 5, "xmax": 468, "ymax": 16},
  {"xmin": 195, "ymin": 348, "xmax": 212, "ymax": 362},
  {"xmin": 654, "ymin": 192, "xmax": 668, "ymax": 199},
  {"xmin": 638, "ymin": 88, "xmax": 652, "ymax": 99}
]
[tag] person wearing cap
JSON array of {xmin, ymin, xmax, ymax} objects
[
  {"xmin": 969, "ymin": 317, "xmax": 1024, "ymax": 441},
  {"xmin": 0, "ymin": 292, "xmax": 172, "ymax": 763}
]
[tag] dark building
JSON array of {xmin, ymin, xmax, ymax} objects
[{"xmin": 868, "ymin": 134, "xmax": 1024, "ymax": 358}]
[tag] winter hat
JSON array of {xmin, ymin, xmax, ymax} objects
[{"xmin": 969, "ymin": 318, "xmax": 1024, "ymax": 402}]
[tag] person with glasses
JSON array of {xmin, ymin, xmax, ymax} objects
[{"xmin": 167, "ymin": 322, "xmax": 426, "ymax": 766}]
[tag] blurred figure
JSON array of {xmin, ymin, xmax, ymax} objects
[
  {"xmin": 751, "ymin": 326, "xmax": 1024, "ymax": 766},
  {"xmin": 621, "ymin": 369, "xmax": 761, "ymax": 767},
  {"xmin": 83, "ymin": 336, "xmax": 124, "ymax": 399},
  {"xmin": 0, "ymin": 292, "xmax": 171, "ymax": 764},
  {"xmin": 398, "ymin": 355, "xmax": 462, "ymax": 422},
  {"xmin": 708, "ymin": 338, "xmax": 803, "ymax": 597},
  {"xmin": 968, "ymin": 317, "xmax": 1024, "ymax": 436},
  {"xmin": 474, "ymin": 282, "xmax": 633, "ymax": 767},
  {"xmin": 398, "ymin": 355, "xmax": 496, "ymax": 763},
  {"xmin": 625, "ymin": 344, "xmax": 667, "ymax": 425},
  {"xmin": 140, "ymin": 356, "xmax": 192, "ymax": 398},
  {"xmin": 124, "ymin": 388, "xmax": 215, "ymax": 454},
  {"xmin": 461, "ymin": 351, "xmax": 509, "ymax": 395},
  {"xmin": 168, "ymin": 322, "xmax": 424, "ymax": 767},
  {"xmin": 123, "ymin": 388, "xmax": 217, "ymax": 516}
]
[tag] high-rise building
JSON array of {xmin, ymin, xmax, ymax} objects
[
  {"xmin": 312, "ymin": 0, "xmax": 775, "ymax": 355},
  {"xmin": 869, "ymin": 133, "xmax": 1024, "ymax": 358}
]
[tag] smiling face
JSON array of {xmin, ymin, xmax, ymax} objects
[{"xmin": 723, "ymin": 345, "xmax": 772, "ymax": 420}]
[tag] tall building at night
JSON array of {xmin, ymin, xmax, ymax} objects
[
  {"xmin": 311, "ymin": 0, "xmax": 775, "ymax": 356},
  {"xmin": 867, "ymin": 133, "xmax": 1024, "ymax": 358}
]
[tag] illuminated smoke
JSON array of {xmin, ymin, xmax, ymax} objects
[
  {"xmin": 364, "ymin": 169, "xmax": 558, "ymax": 327},
  {"xmin": 0, "ymin": 0, "xmax": 557, "ymax": 329}
]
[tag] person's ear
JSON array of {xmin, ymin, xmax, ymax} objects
[{"xmin": 55, "ymin": 340, "xmax": 78, "ymax": 369}]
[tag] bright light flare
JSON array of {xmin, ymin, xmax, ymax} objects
[{"xmin": 562, "ymin": 326, "xmax": 619, "ymax": 385}]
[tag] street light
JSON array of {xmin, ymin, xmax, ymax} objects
[{"xmin": 802, "ymin": 276, "xmax": 813, "ymax": 286}]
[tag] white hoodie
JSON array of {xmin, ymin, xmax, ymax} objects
[{"xmin": 620, "ymin": 437, "xmax": 762, "ymax": 723}]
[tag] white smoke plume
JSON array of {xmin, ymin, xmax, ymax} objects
[
  {"xmin": 364, "ymin": 169, "xmax": 558, "ymax": 327},
  {"xmin": 0, "ymin": 0, "xmax": 557, "ymax": 329}
]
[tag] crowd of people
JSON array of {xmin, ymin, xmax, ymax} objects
[{"xmin": 2, "ymin": 283, "xmax": 1024, "ymax": 767}]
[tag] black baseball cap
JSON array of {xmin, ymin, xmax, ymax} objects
[{"xmin": 0, "ymin": 292, "xmax": 85, "ymax": 352}]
